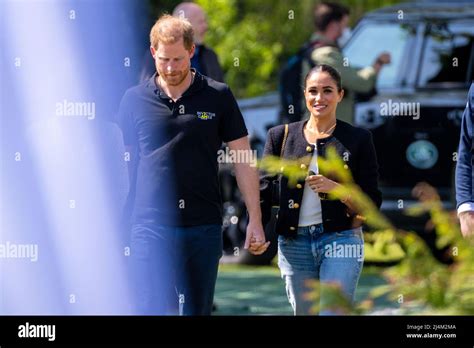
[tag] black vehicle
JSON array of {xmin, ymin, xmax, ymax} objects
[{"xmin": 222, "ymin": 0, "xmax": 474, "ymax": 265}]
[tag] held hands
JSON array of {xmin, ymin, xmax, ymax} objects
[
  {"xmin": 459, "ymin": 211, "xmax": 474, "ymax": 239},
  {"xmin": 244, "ymin": 220, "xmax": 270, "ymax": 255}
]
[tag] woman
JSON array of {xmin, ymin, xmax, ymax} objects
[{"xmin": 260, "ymin": 64, "xmax": 382, "ymax": 315}]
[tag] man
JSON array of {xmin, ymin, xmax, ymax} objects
[
  {"xmin": 308, "ymin": 1, "xmax": 391, "ymax": 124},
  {"xmin": 173, "ymin": 2, "xmax": 224, "ymax": 82},
  {"xmin": 456, "ymin": 83, "xmax": 474, "ymax": 238},
  {"xmin": 117, "ymin": 15, "xmax": 268, "ymax": 315}
]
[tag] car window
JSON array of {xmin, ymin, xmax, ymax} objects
[
  {"xmin": 418, "ymin": 21, "xmax": 474, "ymax": 87},
  {"xmin": 343, "ymin": 21, "xmax": 415, "ymax": 89}
]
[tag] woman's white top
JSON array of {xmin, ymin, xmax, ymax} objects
[{"xmin": 298, "ymin": 144, "xmax": 323, "ymax": 226}]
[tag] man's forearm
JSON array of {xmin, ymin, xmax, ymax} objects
[{"xmin": 234, "ymin": 162, "xmax": 262, "ymax": 221}]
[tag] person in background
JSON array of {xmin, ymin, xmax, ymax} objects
[
  {"xmin": 173, "ymin": 2, "xmax": 224, "ymax": 82},
  {"xmin": 456, "ymin": 82, "xmax": 474, "ymax": 239},
  {"xmin": 308, "ymin": 1, "xmax": 391, "ymax": 124}
]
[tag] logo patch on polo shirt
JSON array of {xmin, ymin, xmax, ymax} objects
[{"xmin": 197, "ymin": 111, "xmax": 216, "ymax": 120}]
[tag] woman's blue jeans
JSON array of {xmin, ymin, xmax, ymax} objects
[{"xmin": 278, "ymin": 223, "xmax": 364, "ymax": 315}]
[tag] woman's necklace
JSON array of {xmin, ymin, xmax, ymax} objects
[{"xmin": 305, "ymin": 121, "xmax": 337, "ymax": 135}]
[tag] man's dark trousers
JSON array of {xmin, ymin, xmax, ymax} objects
[{"xmin": 130, "ymin": 223, "xmax": 222, "ymax": 315}]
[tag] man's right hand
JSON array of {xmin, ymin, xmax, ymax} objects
[{"xmin": 459, "ymin": 211, "xmax": 474, "ymax": 238}]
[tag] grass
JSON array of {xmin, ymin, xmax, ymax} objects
[{"xmin": 213, "ymin": 263, "xmax": 398, "ymax": 315}]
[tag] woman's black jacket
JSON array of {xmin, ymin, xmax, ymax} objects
[{"xmin": 260, "ymin": 120, "xmax": 382, "ymax": 237}]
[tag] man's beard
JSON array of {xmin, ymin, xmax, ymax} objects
[{"xmin": 160, "ymin": 68, "xmax": 189, "ymax": 86}]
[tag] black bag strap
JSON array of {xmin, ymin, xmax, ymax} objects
[{"xmin": 269, "ymin": 124, "xmax": 288, "ymax": 208}]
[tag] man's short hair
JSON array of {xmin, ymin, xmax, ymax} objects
[
  {"xmin": 314, "ymin": 1, "xmax": 350, "ymax": 32},
  {"xmin": 150, "ymin": 14, "xmax": 194, "ymax": 50}
]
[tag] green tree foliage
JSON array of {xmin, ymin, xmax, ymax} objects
[{"xmin": 197, "ymin": 0, "xmax": 313, "ymax": 96}]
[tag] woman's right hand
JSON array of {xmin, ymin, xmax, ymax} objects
[{"xmin": 306, "ymin": 174, "xmax": 339, "ymax": 194}]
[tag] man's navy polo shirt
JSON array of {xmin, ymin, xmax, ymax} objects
[{"xmin": 116, "ymin": 70, "xmax": 248, "ymax": 227}]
